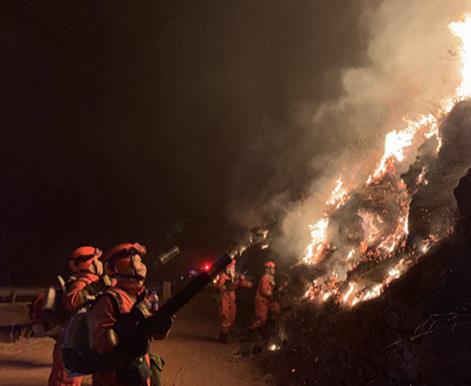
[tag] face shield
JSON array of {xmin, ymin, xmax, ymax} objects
[
  {"xmin": 266, "ymin": 266, "xmax": 276, "ymax": 276},
  {"xmin": 89, "ymin": 258, "xmax": 104, "ymax": 276},
  {"xmin": 130, "ymin": 254, "xmax": 147, "ymax": 281}
]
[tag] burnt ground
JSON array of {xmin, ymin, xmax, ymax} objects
[{"xmin": 0, "ymin": 289, "xmax": 269, "ymax": 386}]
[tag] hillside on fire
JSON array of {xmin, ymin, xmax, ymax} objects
[
  {"xmin": 250, "ymin": 6, "xmax": 471, "ymax": 386},
  {"xmin": 264, "ymin": 101, "xmax": 471, "ymax": 385}
]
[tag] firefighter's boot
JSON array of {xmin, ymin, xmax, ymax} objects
[{"xmin": 218, "ymin": 331, "xmax": 232, "ymax": 344}]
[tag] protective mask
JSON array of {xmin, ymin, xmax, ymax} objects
[
  {"xmin": 131, "ymin": 254, "xmax": 147, "ymax": 280},
  {"xmin": 89, "ymin": 259, "xmax": 104, "ymax": 276}
]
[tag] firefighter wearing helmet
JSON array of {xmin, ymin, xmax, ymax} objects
[
  {"xmin": 48, "ymin": 246, "xmax": 106, "ymax": 386},
  {"xmin": 249, "ymin": 261, "xmax": 282, "ymax": 332},
  {"xmin": 87, "ymin": 242, "xmax": 172, "ymax": 386},
  {"xmin": 215, "ymin": 258, "xmax": 252, "ymax": 344}
]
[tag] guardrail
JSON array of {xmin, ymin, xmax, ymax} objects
[
  {"xmin": 0, "ymin": 282, "xmax": 173, "ymax": 305},
  {"xmin": 0, "ymin": 288, "xmax": 43, "ymax": 304}
]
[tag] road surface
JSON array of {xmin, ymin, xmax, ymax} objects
[{"xmin": 0, "ymin": 289, "xmax": 269, "ymax": 386}]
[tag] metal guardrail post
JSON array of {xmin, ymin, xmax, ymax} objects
[
  {"xmin": 0, "ymin": 287, "xmax": 44, "ymax": 303},
  {"xmin": 10, "ymin": 289, "xmax": 16, "ymax": 305}
]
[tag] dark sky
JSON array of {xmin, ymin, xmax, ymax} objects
[{"xmin": 0, "ymin": 1, "xmax": 371, "ymax": 284}]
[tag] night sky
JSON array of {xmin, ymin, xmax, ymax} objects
[{"xmin": 0, "ymin": 1, "xmax": 370, "ymax": 284}]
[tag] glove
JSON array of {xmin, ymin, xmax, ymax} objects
[
  {"xmin": 151, "ymin": 313, "xmax": 174, "ymax": 340},
  {"xmin": 114, "ymin": 306, "xmax": 149, "ymax": 356}
]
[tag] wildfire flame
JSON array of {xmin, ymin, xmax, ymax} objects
[
  {"xmin": 326, "ymin": 178, "xmax": 349, "ymax": 208},
  {"xmin": 302, "ymin": 15, "xmax": 471, "ymax": 308},
  {"xmin": 303, "ymin": 217, "xmax": 329, "ymax": 264}
]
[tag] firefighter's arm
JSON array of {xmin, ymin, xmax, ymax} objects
[
  {"xmin": 238, "ymin": 275, "xmax": 253, "ymax": 289},
  {"xmin": 88, "ymin": 295, "xmax": 120, "ymax": 354},
  {"xmin": 64, "ymin": 279, "xmax": 91, "ymax": 311},
  {"xmin": 65, "ymin": 276, "xmax": 111, "ymax": 312}
]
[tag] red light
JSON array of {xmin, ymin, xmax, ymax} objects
[{"xmin": 201, "ymin": 263, "xmax": 211, "ymax": 272}]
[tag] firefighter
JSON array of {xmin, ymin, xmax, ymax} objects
[
  {"xmin": 215, "ymin": 258, "xmax": 252, "ymax": 344},
  {"xmin": 87, "ymin": 242, "xmax": 172, "ymax": 386},
  {"xmin": 249, "ymin": 261, "xmax": 282, "ymax": 332},
  {"xmin": 49, "ymin": 246, "xmax": 105, "ymax": 386}
]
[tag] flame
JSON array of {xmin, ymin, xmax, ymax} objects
[
  {"xmin": 360, "ymin": 284, "xmax": 383, "ymax": 302},
  {"xmin": 418, "ymin": 234, "xmax": 441, "ymax": 254},
  {"xmin": 267, "ymin": 343, "xmax": 281, "ymax": 351},
  {"xmin": 416, "ymin": 166, "xmax": 429, "ymax": 186},
  {"xmin": 303, "ymin": 178, "xmax": 350, "ymax": 264},
  {"xmin": 385, "ymin": 259, "xmax": 409, "ymax": 285},
  {"xmin": 370, "ymin": 114, "xmax": 438, "ymax": 181},
  {"xmin": 322, "ymin": 292, "xmax": 332, "ymax": 302},
  {"xmin": 373, "ymin": 129, "xmax": 414, "ymax": 177},
  {"xmin": 304, "ymin": 217, "xmax": 329, "ymax": 264},
  {"xmin": 229, "ymin": 228, "xmax": 270, "ymax": 258},
  {"xmin": 326, "ymin": 178, "xmax": 349, "ymax": 209},
  {"xmin": 341, "ymin": 282, "xmax": 356, "ymax": 305},
  {"xmin": 301, "ymin": 15, "xmax": 471, "ymax": 309}
]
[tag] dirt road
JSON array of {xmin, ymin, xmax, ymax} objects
[{"xmin": 0, "ymin": 290, "xmax": 268, "ymax": 386}]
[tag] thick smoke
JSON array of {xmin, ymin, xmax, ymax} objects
[{"xmin": 275, "ymin": 0, "xmax": 471, "ymax": 258}]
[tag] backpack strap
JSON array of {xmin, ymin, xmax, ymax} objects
[
  {"xmin": 100, "ymin": 288, "xmax": 124, "ymax": 316},
  {"xmin": 65, "ymin": 275, "xmax": 77, "ymax": 289},
  {"xmin": 72, "ymin": 277, "xmax": 91, "ymax": 289}
]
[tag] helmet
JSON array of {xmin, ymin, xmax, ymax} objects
[
  {"xmin": 104, "ymin": 242, "xmax": 147, "ymax": 280},
  {"xmin": 68, "ymin": 246, "xmax": 103, "ymax": 274},
  {"xmin": 104, "ymin": 242, "xmax": 147, "ymax": 262},
  {"xmin": 264, "ymin": 261, "xmax": 275, "ymax": 268}
]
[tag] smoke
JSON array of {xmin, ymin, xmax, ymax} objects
[
  {"xmin": 315, "ymin": 1, "xmax": 462, "ymax": 132},
  {"xmin": 273, "ymin": 0, "xmax": 471, "ymax": 257}
]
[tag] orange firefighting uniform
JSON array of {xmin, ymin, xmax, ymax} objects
[
  {"xmin": 48, "ymin": 273, "xmax": 100, "ymax": 386},
  {"xmin": 249, "ymin": 273, "xmax": 280, "ymax": 330},
  {"xmin": 88, "ymin": 284, "xmax": 152, "ymax": 386},
  {"xmin": 216, "ymin": 270, "xmax": 251, "ymax": 334}
]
